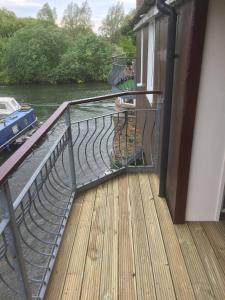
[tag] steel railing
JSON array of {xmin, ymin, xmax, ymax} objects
[{"xmin": 0, "ymin": 90, "xmax": 161, "ymax": 299}]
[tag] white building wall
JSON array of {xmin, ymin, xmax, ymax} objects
[{"xmin": 186, "ymin": 0, "xmax": 225, "ymax": 221}]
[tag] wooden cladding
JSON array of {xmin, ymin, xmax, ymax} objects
[{"xmin": 165, "ymin": 0, "xmax": 209, "ymax": 223}]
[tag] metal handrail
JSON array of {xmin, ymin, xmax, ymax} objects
[{"xmin": 0, "ymin": 90, "xmax": 160, "ymax": 185}]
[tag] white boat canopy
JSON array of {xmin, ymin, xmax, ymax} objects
[{"xmin": 0, "ymin": 97, "xmax": 21, "ymax": 115}]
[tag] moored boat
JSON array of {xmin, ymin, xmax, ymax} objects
[{"xmin": 0, "ymin": 97, "xmax": 37, "ymax": 151}]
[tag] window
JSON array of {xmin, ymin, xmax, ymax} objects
[
  {"xmin": 147, "ymin": 20, "xmax": 155, "ymax": 104},
  {"xmin": 12, "ymin": 124, "xmax": 19, "ymax": 134},
  {"xmin": 11, "ymin": 99, "xmax": 18, "ymax": 107},
  {"xmin": 137, "ymin": 28, "xmax": 144, "ymax": 87},
  {"xmin": 0, "ymin": 104, "xmax": 7, "ymax": 110}
]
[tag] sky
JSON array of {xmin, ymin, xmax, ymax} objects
[{"xmin": 0, "ymin": 0, "xmax": 136, "ymax": 31}]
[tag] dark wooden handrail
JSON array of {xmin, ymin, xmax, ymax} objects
[{"xmin": 0, "ymin": 90, "xmax": 161, "ymax": 185}]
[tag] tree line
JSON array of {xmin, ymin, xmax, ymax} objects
[{"xmin": 0, "ymin": 1, "xmax": 135, "ymax": 84}]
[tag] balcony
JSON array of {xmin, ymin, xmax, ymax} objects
[
  {"xmin": 0, "ymin": 91, "xmax": 224, "ymax": 299},
  {"xmin": 45, "ymin": 172, "xmax": 225, "ymax": 299}
]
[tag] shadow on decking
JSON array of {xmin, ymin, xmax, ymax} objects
[{"xmin": 45, "ymin": 173, "xmax": 225, "ymax": 300}]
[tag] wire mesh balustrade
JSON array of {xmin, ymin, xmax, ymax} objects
[
  {"xmin": 0, "ymin": 124, "xmax": 73, "ymax": 299},
  {"xmin": 0, "ymin": 91, "xmax": 161, "ymax": 299},
  {"xmin": 71, "ymin": 108, "xmax": 160, "ymax": 188}
]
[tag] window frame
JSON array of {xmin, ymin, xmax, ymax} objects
[
  {"xmin": 137, "ymin": 28, "xmax": 144, "ymax": 87},
  {"xmin": 147, "ymin": 20, "xmax": 155, "ymax": 104}
]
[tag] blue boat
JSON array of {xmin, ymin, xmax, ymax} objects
[{"xmin": 0, "ymin": 97, "xmax": 37, "ymax": 151}]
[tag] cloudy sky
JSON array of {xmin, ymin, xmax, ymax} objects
[{"xmin": 0, "ymin": 0, "xmax": 136, "ymax": 31}]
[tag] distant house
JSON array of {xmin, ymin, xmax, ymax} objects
[{"xmin": 133, "ymin": 0, "xmax": 225, "ymax": 223}]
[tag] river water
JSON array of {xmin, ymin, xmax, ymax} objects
[{"xmin": 0, "ymin": 82, "xmax": 112, "ymax": 121}]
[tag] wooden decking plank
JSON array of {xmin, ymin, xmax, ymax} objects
[
  {"xmin": 100, "ymin": 178, "xmax": 119, "ymax": 300},
  {"xmin": 45, "ymin": 194, "xmax": 85, "ymax": 300},
  {"xmin": 111, "ymin": 179, "xmax": 119, "ymax": 300},
  {"xmin": 138, "ymin": 173, "xmax": 176, "ymax": 300},
  {"xmin": 118, "ymin": 175, "xmax": 137, "ymax": 300},
  {"xmin": 46, "ymin": 173, "xmax": 225, "ymax": 300},
  {"xmin": 202, "ymin": 222, "xmax": 225, "ymax": 274},
  {"xmin": 149, "ymin": 174, "xmax": 195, "ymax": 299},
  {"xmin": 61, "ymin": 188, "xmax": 97, "ymax": 300},
  {"xmin": 189, "ymin": 222, "xmax": 225, "ymax": 299},
  {"xmin": 175, "ymin": 224, "xmax": 215, "ymax": 300},
  {"xmin": 80, "ymin": 183, "xmax": 108, "ymax": 300},
  {"xmin": 222, "ymin": 222, "xmax": 225, "ymax": 231},
  {"xmin": 128, "ymin": 174, "xmax": 156, "ymax": 300}
]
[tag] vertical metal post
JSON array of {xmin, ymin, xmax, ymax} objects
[
  {"xmin": 0, "ymin": 181, "xmax": 31, "ymax": 300},
  {"xmin": 154, "ymin": 102, "xmax": 162, "ymax": 172},
  {"xmin": 125, "ymin": 110, "xmax": 128, "ymax": 168},
  {"xmin": 65, "ymin": 106, "xmax": 77, "ymax": 193},
  {"xmin": 157, "ymin": 0, "xmax": 177, "ymax": 197}
]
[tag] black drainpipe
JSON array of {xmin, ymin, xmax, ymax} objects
[{"xmin": 157, "ymin": 0, "xmax": 177, "ymax": 197}]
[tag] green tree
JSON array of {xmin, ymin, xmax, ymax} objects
[
  {"xmin": 100, "ymin": 2, "xmax": 124, "ymax": 43},
  {"xmin": 0, "ymin": 38, "xmax": 7, "ymax": 81},
  {"xmin": 120, "ymin": 10, "xmax": 136, "ymax": 43},
  {"xmin": 19, "ymin": 17, "xmax": 46, "ymax": 28},
  {"xmin": 57, "ymin": 33, "xmax": 113, "ymax": 82},
  {"xmin": 0, "ymin": 8, "xmax": 22, "ymax": 38},
  {"xmin": 117, "ymin": 10, "xmax": 136, "ymax": 55},
  {"xmin": 62, "ymin": 1, "xmax": 92, "ymax": 37},
  {"xmin": 118, "ymin": 37, "xmax": 136, "ymax": 55},
  {"xmin": 37, "ymin": 3, "xmax": 57, "ymax": 25},
  {"xmin": 2, "ymin": 25, "xmax": 68, "ymax": 83}
]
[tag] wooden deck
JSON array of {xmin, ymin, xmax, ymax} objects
[{"xmin": 45, "ymin": 173, "xmax": 225, "ymax": 300}]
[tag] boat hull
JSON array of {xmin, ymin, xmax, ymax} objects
[{"xmin": 0, "ymin": 109, "xmax": 37, "ymax": 150}]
